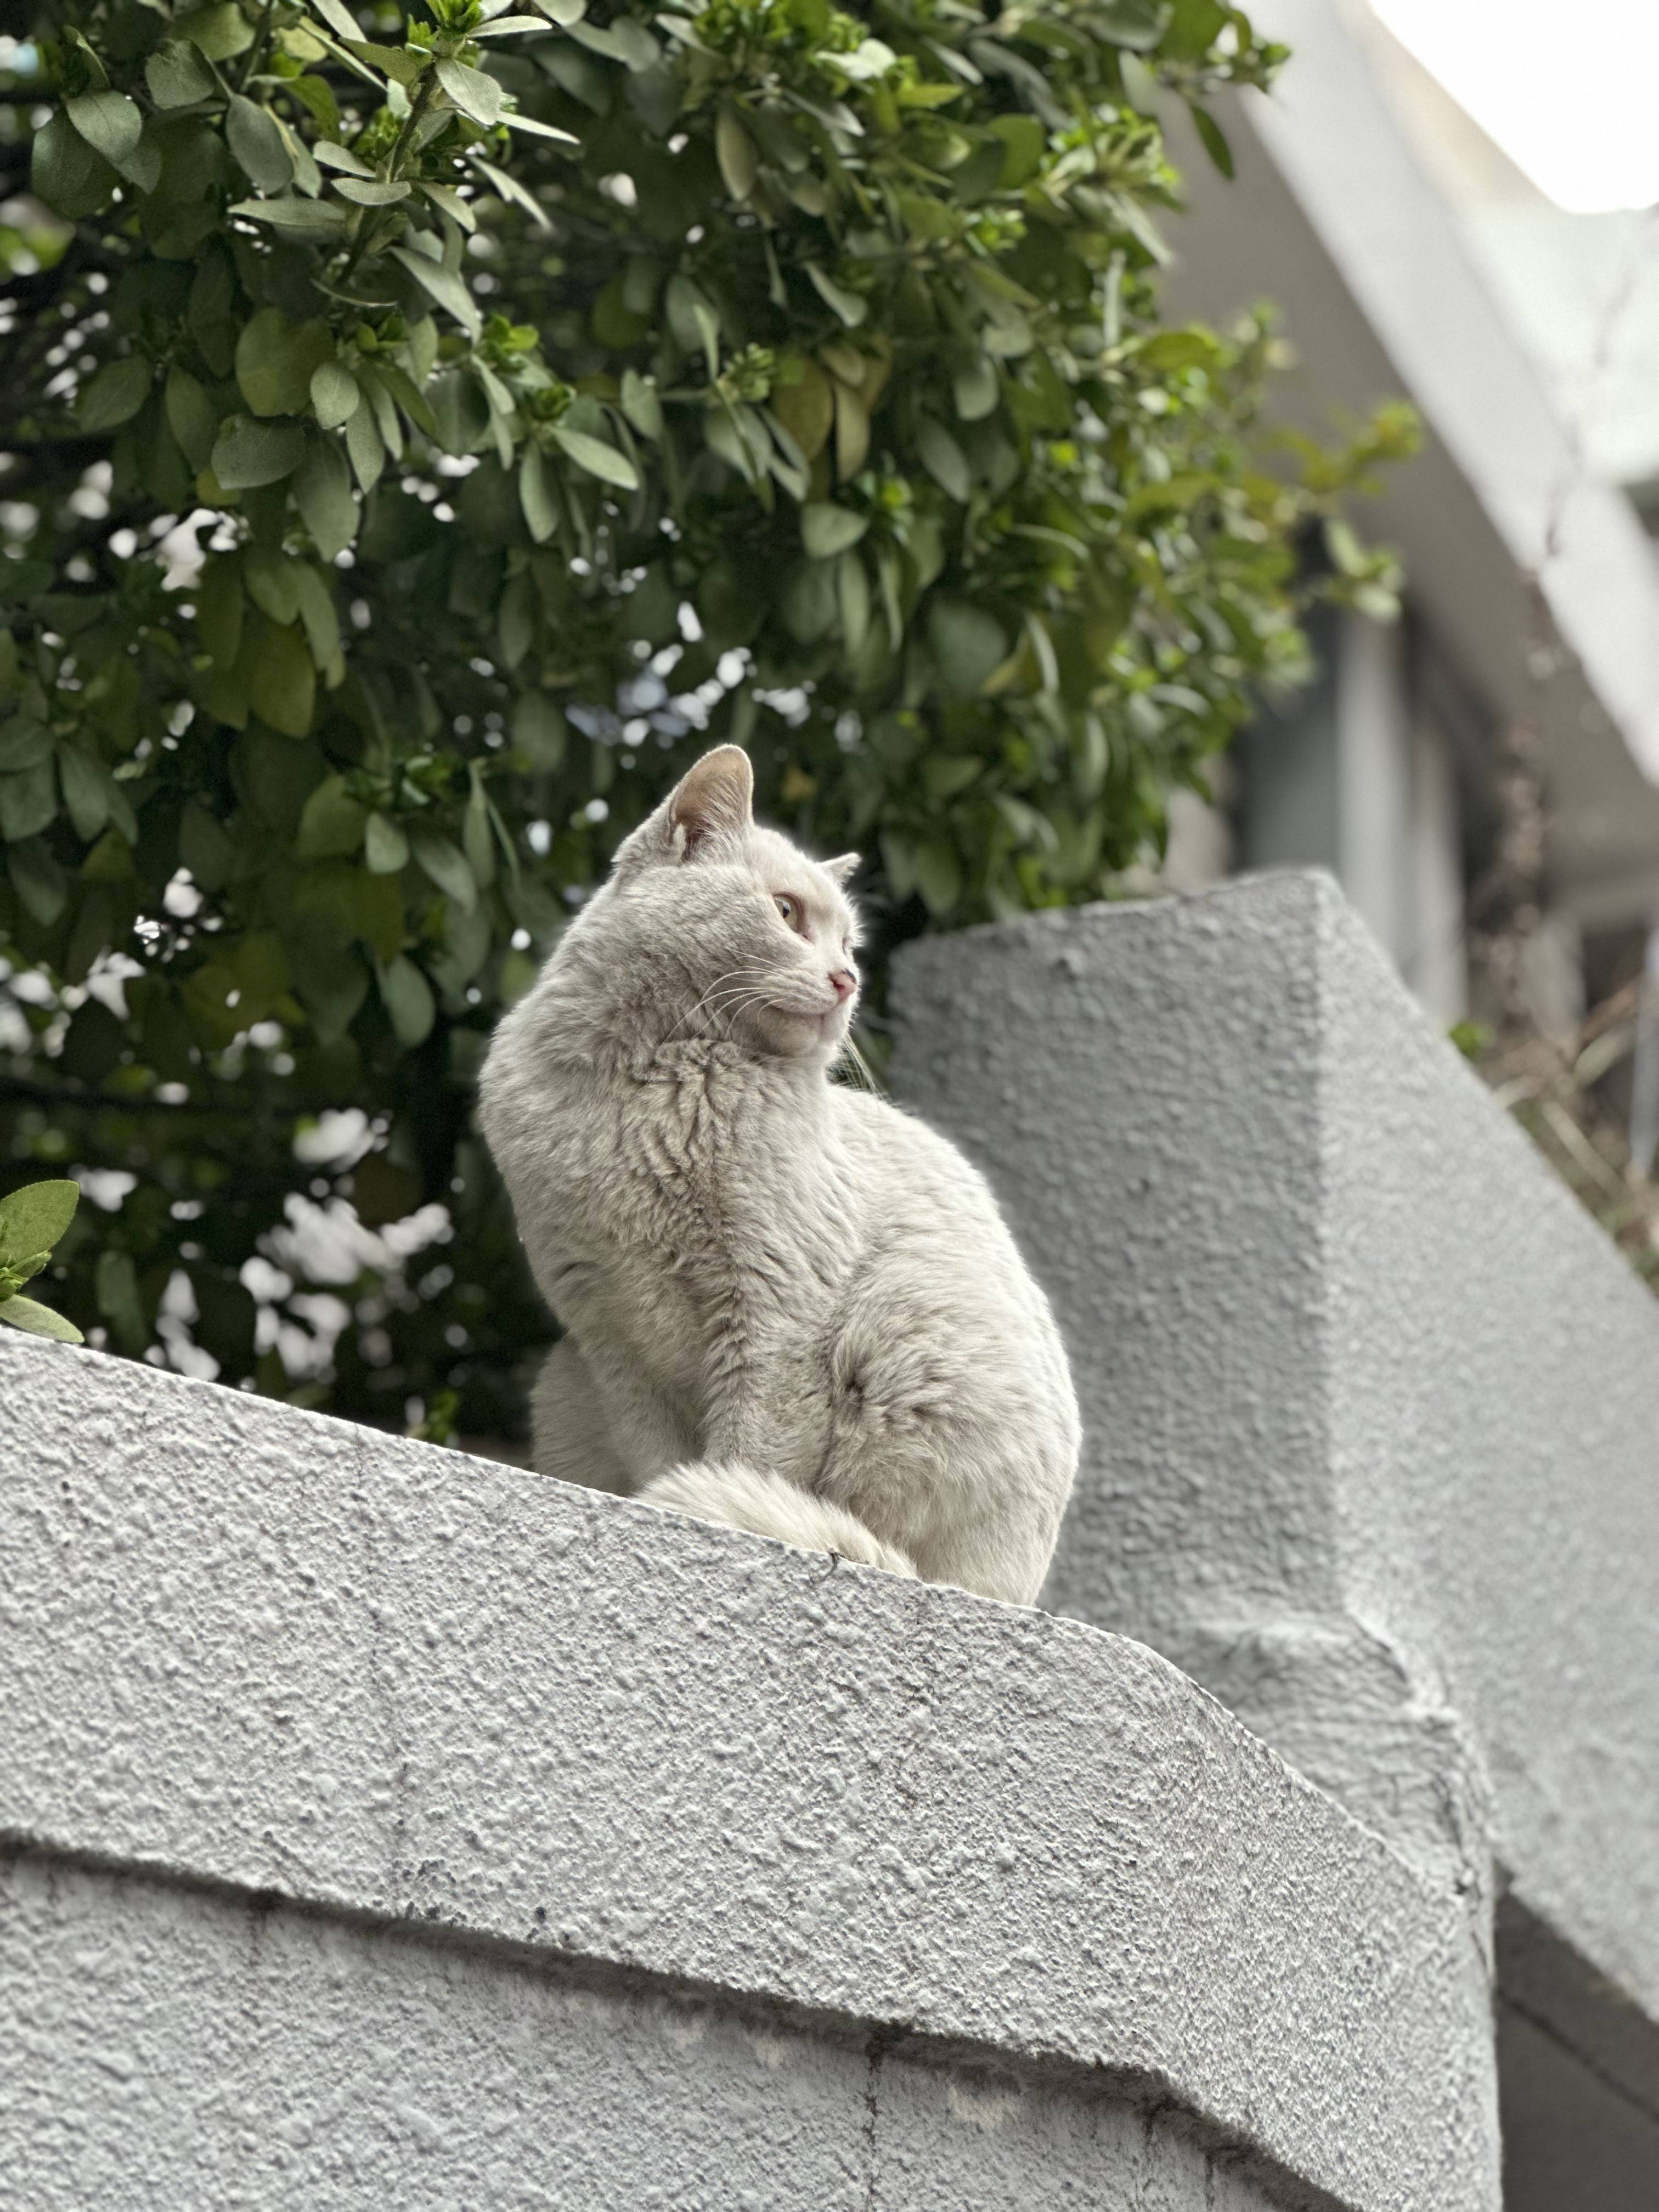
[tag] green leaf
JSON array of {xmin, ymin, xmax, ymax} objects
[
  {"xmin": 371, "ymin": 361, "xmax": 437, "ymax": 439},
  {"xmin": 342, "ymin": 37, "xmax": 426, "ymax": 85},
  {"xmin": 61, "ymin": 27, "xmax": 111, "ymax": 91},
  {"xmin": 0, "ymin": 716, "xmax": 50, "ymax": 774},
  {"xmin": 228, "ymin": 195, "xmax": 347, "ymax": 238},
  {"xmin": 0, "ymin": 1295, "xmax": 84, "ymax": 1345},
  {"xmin": 146, "ymin": 39, "xmax": 220, "ymax": 108},
  {"xmin": 345, "ymin": 396, "xmax": 386, "ymax": 494},
  {"xmin": 620, "ymin": 369, "xmax": 663, "ymax": 441},
  {"xmin": 804, "ymin": 264, "xmax": 868, "ymax": 328},
  {"xmin": 411, "ymin": 832, "xmax": 476, "ymax": 911},
  {"xmin": 0, "ymin": 758, "xmax": 57, "ymax": 843},
  {"xmin": 469, "ymin": 154, "xmax": 551, "ymax": 230},
  {"xmin": 388, "ymin": 247, "xmax": 482, "ymax": 340},
  {"xmin": 295, "ymin": 436, "xmax": 359, "ymax": 561},
  {"xmin": 212, "ymin": 416, "xmax": 308, "ymax": 490},
  {"xmin": 472, "ymin": 13, "xmax": 558, "ymax": 35},
  {"xmin": 307, "ymin": 0, "xmax": 363, "ymax": 40},
  {"xmin": 165, "ymin": 369, "xmax": 219, "ymax": 471},
  {"xmin": 952, "ymin": 353, "xmax": 999, "ymax": 424},
  {"xmin": 176, "ymin": 2, "xmax": 257, "ymax": 59},
  {"xmin": 237, "ymin": 308, "xmax": 336, "ymax": 418},
  {"xmin": 0, "ymin": 1180, "xmax": 80, "ymax": 1273},
  {"xmin": 665, "ymin": 275, "xmax": 718, "ymax": 360},
  {"xmin": 1118, "ymin": 49, "xmax": 1163, "ymax": 116},
  {"xmin": 65, "ymin": 91, "xmax": 144, "ymax": 172},
  {"xmin": 551, "ymin": 427, "xmax": 639, "ymax": 490},
  {"xmin": 0, "ymin": 561, "xmax": 50, "ymax": 610},
  {"xmin": 498, "ymin": 110, "xmax": 580, "ymax": 146},
  {"xmin": 380, "ymin": 955, "xmax": 436, "ymax": 1046},
  {"xmin": 8, "ymin": 840, "xmax": 66, "ymax": 927},
  {"xmin": 913, "ymin": 834, "xmax": 964, "ymax": 916},
  {"xmin": 334, "ymin": 177, "xmax": 411, "ymax": 205},
  {"xmin": 307, "ymin": 360, "xmax": 358, "ymax": 431},
  {"xmin": 31, "ymin": 113, "xmax": 117, "ymax": 219},
  {"xmin": 314, "ymin": 138, "xmax": 376, "ymax": 178},
  {"xmin": 196, "ymin": 552, "xmax": 244, "ymax": 668},
  {"xmin": 95, "ymin": 1248, "xmax": 146, "ymax": 1352},
  {"xmin": 916, "ymin": 417, "xmax": 972, "ymax": 503},
  {"xmin": 801, "ymin": 503, "xmax": 868, "ymax": 559},
  {"xmin": 436, "ymin": 57, "xmax": 504, "ymax": 126},
  {"xmin": 297, "ymin": 773, "xmax": 368, "ymax": 858},
  {"xmin": 520, "ymin": 447, "xmax": 559, "ymax": 543},
  {"xmin": 358, "ymin": 368, "xmax": 404, "ymax": 462},
  {"xmin": 511, "ymin": 692, "xmax": 566, "ymax": 769},
  {"xmin": 464, "ymin": 774, "xmax": 497, "ymax": 889},
  {"xmin": 57, "ymin": 745, "xmax": 109, "ymax": 842},
  {"xmin": 77, "ymin": 358, "xmax": 153, "ymax": 434},
  {"xmin": 188, "ymin": 251, "xmax": 240, "ymax": 378},
  {"xmin": 292, "ymin": 564, "xmax": 344, "ymax": 681},
  {"xmin": 226, "ymin": 94, "xmax": 295, "ymax": 192},
  {"xmin": 716, "ymin": 105, "xmax": 758, "ymax": 201},
  {"xmin": 927, "ymin": 598, "xmax": 1008, "ymax": 692},
  {"xmin": 1096, "ymin": 0, "xmax": 1171, "ymax": 47},
  {"xmin": 244, "ymin": 611, "xmax": 317, "ymax": 737},
  {"xmin": 365, "ymin": 812, "xmax": 410, "ymax": 874},
  {"xmin": 989, "ymin": 113, "xmax": 1046, "ymax": 187},
  {"xmin": 1189, "ymin": 102, "xmax": 1234, "ymax": 178},
  {"xmin": 179, "ymin": 802, "xmax": 236, "ymax": 889},
  {"xmin": 244, "ymin": 545, "xmax": 303, "ymax": 626},
  {"xmin": 780, "ymin": 559, "xmax": 839, "ymax": 646}
]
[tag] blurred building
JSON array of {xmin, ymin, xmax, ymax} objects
[{"xmin": 1158, "ymin": 0, "xmax": 1659, "ymax": 1066}]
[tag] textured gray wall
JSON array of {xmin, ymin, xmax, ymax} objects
[
  {"xmin": 891, "ymin": 869, "xmax": 1659, "ymax": 2124},
  {"xmin": 1, "ymin": 1851, "xmax": 1286, "ymax": 2212},
  {"xmin": 0, "ymin": 1327, "xmax": 1489, "ymax": 2211}
]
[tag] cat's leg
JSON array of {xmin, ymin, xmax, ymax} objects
[
  {"xmin": 637, "ymin": 1461, "xmax": 917, "ymax": 1579},
  {"xmin": 531, "ymin": 1335, "xmax": 635, "ymax": 1496}
]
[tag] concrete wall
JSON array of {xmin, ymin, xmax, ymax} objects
[
  {"xmin": 0, "ymin": 1852, "xmax": 1284, "ymax": 2212},
  {"xmin": 890, "ymin": 869, "xmax": 1659, "ymax": 2180},
  {"xmin": 0, "ymin": 1322, "xmax": 1490, "ymax": 2211}
]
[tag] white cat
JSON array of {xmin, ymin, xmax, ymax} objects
[{"xmin": 478, "ymin": 744, "xmax": 1079, "ymax": 1605}]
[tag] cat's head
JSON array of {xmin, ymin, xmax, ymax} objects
[{"xmin": 599, "ymin": 745, "xmax": 861, "ymax": 1065}]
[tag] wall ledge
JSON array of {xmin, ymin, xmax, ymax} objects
[{"xmin": 2, "ymin": 1329, "xmax": 1489, "ymax": 2211}]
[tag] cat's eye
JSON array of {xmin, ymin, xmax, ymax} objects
[{"xmin": 774, "ymin": 894, "xmax": 803, "ymax": 931}]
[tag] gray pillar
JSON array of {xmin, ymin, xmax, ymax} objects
[{"xmin": 892, "ymin": 870, "xmax": 1659, "ymax": 2192}]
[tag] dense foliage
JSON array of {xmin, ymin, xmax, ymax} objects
[{"xmin": 1, "ymin": 0, "xmax": 1412, "ymax": 1436}]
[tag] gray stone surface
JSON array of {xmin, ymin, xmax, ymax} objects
[
  {"xmin": 0, "ymin": 1849, "xmax": 1284, "ymax": 2211},
  {"xmin": 891, "ymin": 870, "xmax": 1659, "ymax": 2076},
  {"xmin": 0, "ymin": 1326, "xmax": 1489, "ymax": 2211}
]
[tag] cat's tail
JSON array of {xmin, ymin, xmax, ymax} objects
[{"xmin": 637, "ymin": 1461, "xmax": 917, "ymax": 1580}]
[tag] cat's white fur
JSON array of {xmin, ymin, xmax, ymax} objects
[{"xmin": 478, "ymin": 744, "xmax": 1080, "ymax": 1605}]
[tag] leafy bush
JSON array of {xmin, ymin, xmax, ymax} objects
[
  {"xmin": 0, "ymin": 1178, "xmax": 83, "ymax": 1339},
  {"xmin": 0, "ymin": 0, "xmax": 1412, "ymax": 1435}
]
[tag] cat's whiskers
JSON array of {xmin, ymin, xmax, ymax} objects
[
  {"xmin": 837, "ymin": 1036, "xmax": 881, "ymax": 1096},
  {"xmin": 699, "ymin": 979, "xmax": 776, "ymax": 1029},
  {"xmin": 662, "ymin": 964, "xmax": 770, "ymax": 1046}
]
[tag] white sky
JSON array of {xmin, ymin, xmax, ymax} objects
[{"xmin": 1370, "ymin": 0, "xmax": 1659, "ymax": 214}]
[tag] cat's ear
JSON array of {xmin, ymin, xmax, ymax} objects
[
  {"xmin": 822, "ymin": 852, "xmax": 860, "ymax": 887},
  {"xmin": 669, "ymin": 746, "xmax": 754, "ymax": 854},
  {"xmin": 612, "ymin": 745, "xmax": 754, "ymax": 873}
]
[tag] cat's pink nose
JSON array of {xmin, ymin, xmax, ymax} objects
[{"xmin": 829, "ymin": 968, "xmax": 856, "ymax": 1000}]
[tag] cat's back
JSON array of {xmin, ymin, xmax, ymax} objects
[
  {"xmin": 831, "ymin": 1084, "xmax": 989, "ymax": 1201},
  {"xmin": 829, "ymin": 1086, "xmax": 1041, "ymax": 1287}
]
